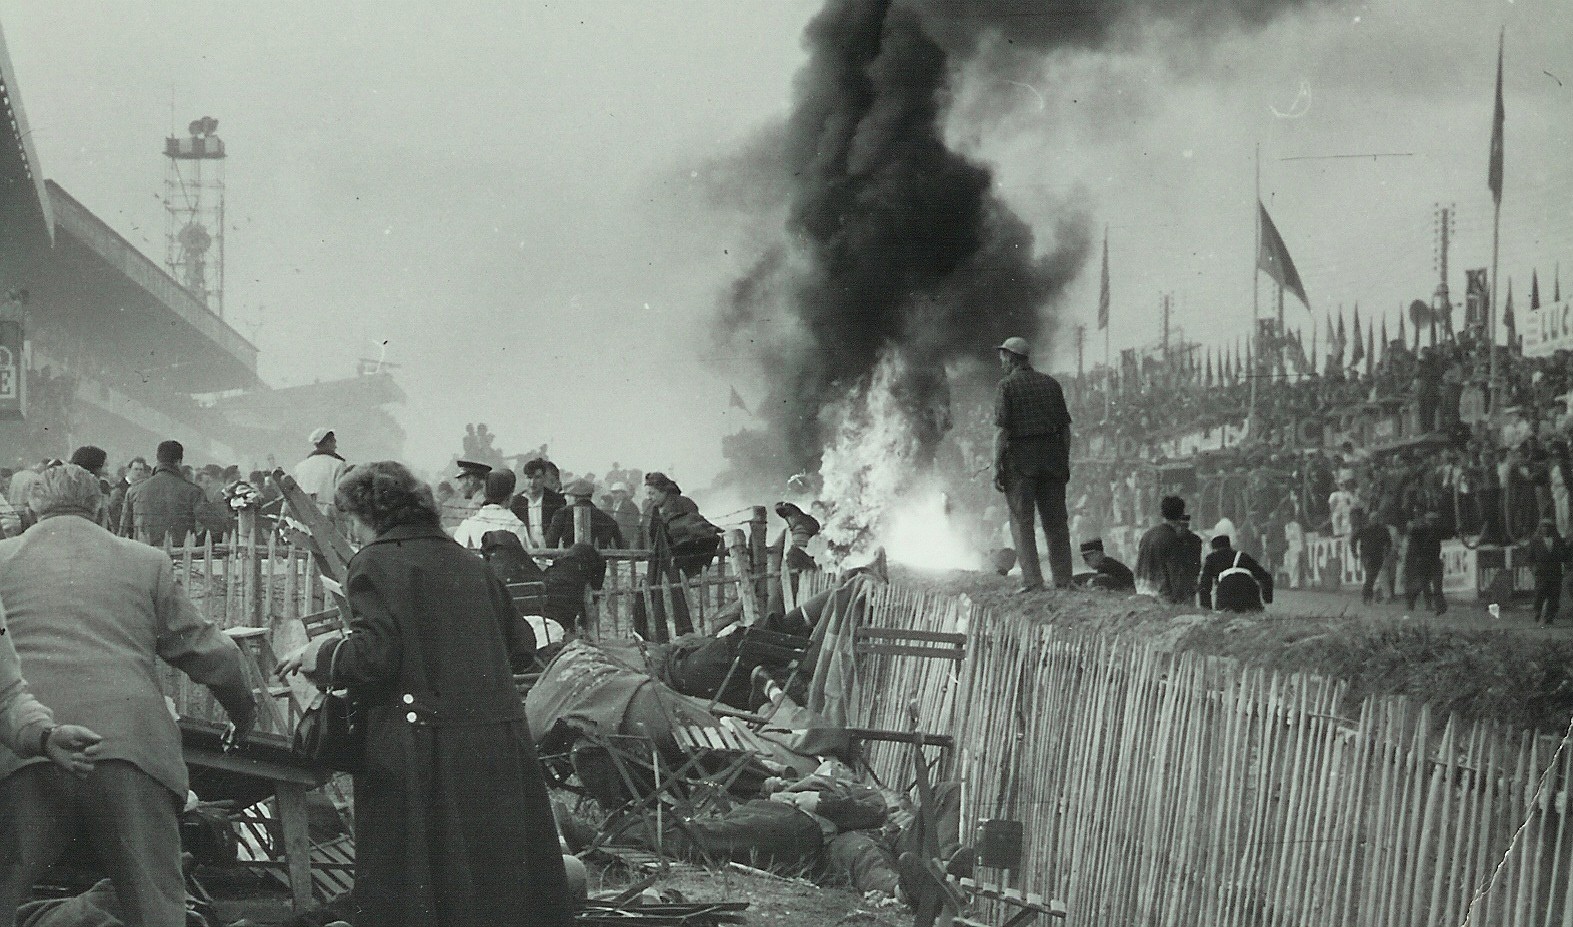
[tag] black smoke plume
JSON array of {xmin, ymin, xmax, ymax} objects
[{"xmin": 719, "ymin": 0, "xmax": 1327, "ymax": 492}]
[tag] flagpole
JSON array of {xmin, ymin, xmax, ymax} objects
[
  {"xmin": 1102, "ymin": 223, "xmax": 1110, "ymax": 421},
  {"xmin": 1488, "ymin": 27, "xmax": 1504, "ymax": 412},
  {"xmin": 1250, "ymin": 142, "xmax": 1260, "ymax": 422},
  {"xmin": 1103, "ymin": 325, "xmax": 1110, "ymax": 420}
]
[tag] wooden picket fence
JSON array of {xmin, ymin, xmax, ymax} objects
[
  {"xmin": 156, "ymin": 518, "xmax": 775, "ymax": 735},
  {"xmin": 846, "ymin": 589, "xmax": 1573, "ymax": 926},
  {"xmin": 154, "ymin": 528, "xmax": 332, "ymax": 744}
]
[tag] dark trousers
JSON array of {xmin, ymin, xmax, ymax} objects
[
  {"xmin": 1360, "ymin": 556, "xmax": 1385, "ymax": 603},
  {"xmin": 0, "ymin": 760, "xmax": 185, "ymax": 927},
  {"xmin": 1002, "ymin": 447, "xmax": 1073, "ymax": 589},
  {"xmin": 1534, "ymin": 577, "xmax": 1562, "ymax": 624},
  {"xmin": 1404, "ymin": 561, "xmax": 1446, "ymax": 614}
]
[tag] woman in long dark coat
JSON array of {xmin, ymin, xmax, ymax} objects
[
  {"xmin": 279, "ymin": 461, "xmax": 571, "ymax": 927},
  {"xmin": 633, "ymin": 472, "xmax": 720, "ymax": 641}
]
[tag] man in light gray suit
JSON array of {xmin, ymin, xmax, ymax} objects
[{"xmin": 0, "ymin": 464, "xmax": 257, "ymax": 927}]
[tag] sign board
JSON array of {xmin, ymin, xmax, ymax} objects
[
  {"xmin": 1440, "ymin": 540, "xmax": 1477, "ymax": 595},
  {"xmin": 1296, "ymin": 533, "xmax": 1478, "ymax": 598},
  {"xmin": 1156, "ymin": 419, "xmax": 1250, "ymax": 459},
  {"xmin": 0, "ymin": 317, "xmax": 22, "ymax": 421},
  {"xmin": 1523, "ymin": 298, "xmax": 1573, "ymax": 358}
]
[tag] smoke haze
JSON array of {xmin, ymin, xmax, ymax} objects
[{"xmin": 717, "ymin": 0, "xmax": 1335, "ymax": 499}]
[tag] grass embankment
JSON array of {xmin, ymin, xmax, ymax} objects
[{"xmin": 890, "ymin": 566, "xmax": 1573, "ymax": 735}]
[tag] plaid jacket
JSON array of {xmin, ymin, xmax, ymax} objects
[{"xmin": 994, "ymin": 366, "xmax": 1071, "ymax": 439}]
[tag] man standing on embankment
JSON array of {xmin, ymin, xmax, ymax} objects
[{"xmin": 992, "ymin": 336, "xmax": 1074, "ymax": 593}]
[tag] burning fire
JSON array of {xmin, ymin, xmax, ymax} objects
[{"xmin": 817, "ymin": 352, "xmax": 980, "ymax": 571}]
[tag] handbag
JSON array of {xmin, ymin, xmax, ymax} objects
[{"xmin": 292, "ymin": 641, "xmax": 365, "ymax": 773}]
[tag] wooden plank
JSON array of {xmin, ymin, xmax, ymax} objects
[
  {"xmin": 276, "ymin": 781, "xmax": 314, "ymax": 912},
  {"xmin": 856, "ymin": 627, "xmax": 969, "ymax": 644},
  {"xmin": 855, "ymin": 642, "xmax": 964, "ymax": 661}
]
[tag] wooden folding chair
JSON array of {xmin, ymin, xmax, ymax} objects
[
  {"xmin": 574, "ymin": 733, "xmax": 701, "ymax": 860},
  {"xmin": 668, "ymin": 723, "xmax": 761, "ymax": 817},
  {"xmin": 850, "ymin": 627, "xmax": 965, "ymax": 776},
  {"xmin": 507, "ymin": 580, "xmax": 549, "ymax": 617}
]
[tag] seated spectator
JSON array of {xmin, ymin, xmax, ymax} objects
[
  {"xmin": 1072, "ymin": 538, "xmax": 1134, "ymax": 591},
  {"xmin": 1199, "ymin": 534, "xmax": 1274, "ymax": 612},
  {"xmin": 1136, "ymin": 495, "xmax": 1202, "ymax": 606}
]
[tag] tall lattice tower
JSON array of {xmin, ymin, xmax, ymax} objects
[{"xmin": 164, "ymin": 116, "xmax": 226, "ymax": 317}]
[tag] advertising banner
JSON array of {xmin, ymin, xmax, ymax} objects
[
  {"xmin": 1523, "ymin": 298, "xmax": 1573, "ymax": 358},
  {"xmin": 0, "ymin": 314, "xmax": 22, "ymax": 421}
]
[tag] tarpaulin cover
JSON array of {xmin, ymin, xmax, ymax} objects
[
  {"xmin": 525, "ymin": 639, "xmax": 714, "ymax": 747},
  {"xmin": 18, "ymin": 881, "xmax": 125, "ymax": 927}
]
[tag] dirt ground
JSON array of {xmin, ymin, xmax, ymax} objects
[{"xmin": 206, "ymin": 863, "xmax": 906, "ymax": 927}]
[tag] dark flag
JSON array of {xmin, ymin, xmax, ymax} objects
[
  {"xmin": 728, "ymin": 386, "xmax": 750, "ymax": 414},
  {"xmin": 1503, "ymin": 278, "xmax": 1515, "ymax": 342},
  {"xmin": 1097, "ymin": 227, "xmax": 1110, "ymax": 331},
  {"xmin": 1488, "ymin": 28, "xmax": 1505, "ymax": 205},
  {"xmin": 1366, "ymin": 319, "xmax": 1375, "ymax": 379},
  {"xmin": 1258, "ymin": 202, "xmax": 1310, "ymax": 308},
  {"xmin": 1349, "ymin": 305, "xmax": 1365, "ymax": 368}
]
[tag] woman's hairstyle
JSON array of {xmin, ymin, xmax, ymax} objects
[
  {"xmin": 334, "ymin": 461, "xmax": 439, "ymax": 534},
  {"xmin": 643, "ymin": 471, "xmax": 681, "ymax": 496}
]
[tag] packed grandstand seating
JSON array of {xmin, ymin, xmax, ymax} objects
[{"xmin": 1050, "ymin": 326, "xmax": 1573, "ymax": 587}]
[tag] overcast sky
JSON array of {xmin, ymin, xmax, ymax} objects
[{"xmin": 3, "ymin": 1, "xmax": 1569, "ymax": 485}]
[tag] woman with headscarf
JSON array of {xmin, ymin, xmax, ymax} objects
[
  {"xmin": 278, "ymin": 461, "xmax": 570, "ymax": 927},
  {"xmin": 633, "ymin": 472, "xmax": 720, "ymax": 641}
]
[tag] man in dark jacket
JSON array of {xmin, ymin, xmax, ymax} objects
[
  {"xmin": 1072, "ymin": 538, "xmax": 1134, "ymax": 591},
  {"xmin": 117, "ymin": 440, "xmax": 208, "ymax": 545},
  {"xmin": 1527, "ymin": 517, "xmax": 1570, "ymax": 625},
  {"xmin": 1351, "ymin": 510, "xmax": 1392, "ymax": 605},
  {"xmin": 510, "ymin": 457, "xmax": 566, "ymax": 548},
  {"xmin": 544, "ymin": 480, "xmax": 625, "ymax": 549},
  {"xmin": 1135, "ymin": 495, "xmax": 1203, "ymax": 606},
  {"xmin": 1198, "ymin": 534, "xmax": 1275, "ymax": 611},
  {"xmin": 992, "ymin": 336, "xmax": 1074, "ymax": 592},
  {"xmin": 1403, "ymin": 512, "xmax": 1446, "ymax": 615}
]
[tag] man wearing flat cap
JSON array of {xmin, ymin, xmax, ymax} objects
[
  {"xmin": 993, "ymin": 336, "xmax": 1074, "ymax": 592},
  {"xmin": 1072, "ymin": 538, "xmax": 1134, "ymax": 592},
  {"xmin": 545, "ymin": 479, "xmax": 625, "ymax": 549}
]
